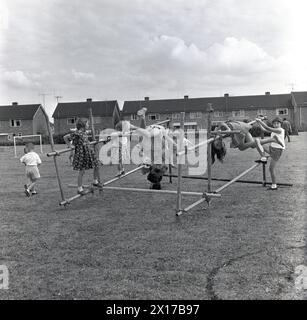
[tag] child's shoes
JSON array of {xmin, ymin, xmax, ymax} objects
[{"xmin": 92, "ymin": 182, "xmax": 103, "ymax": 188}]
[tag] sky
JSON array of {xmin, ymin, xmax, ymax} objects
[{"xmin": 0, "ymin": 0, "xmax": 307, "ymax": 118}]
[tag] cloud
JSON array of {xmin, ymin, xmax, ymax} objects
[
  {"xmin": 207, "ymin": 37, "xmax": 276, "ymax": 74},
  {"xmin": 72, "ymin": 69, "xmax": 95, "ymax": 82},
  {"xmin": 139, "ymin": 35, "xmax": 278, "ymax": 79},
  {"xmin": 0, "ymin": 0, "xmax": 304, "ymax": 109},
  {"xmin": 0, "ymin": 68, "xmax": 39, "ymax": 89}
]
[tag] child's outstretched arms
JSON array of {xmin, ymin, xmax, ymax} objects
[{"xmin": 256, "ymin": 119, "xmax": 282, "ymax": 134}]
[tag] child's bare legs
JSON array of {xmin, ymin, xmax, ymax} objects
[
  {"xmin": 93, "ymin": 166, "xmax": 101, "ymax": 183},
  {"xmin": 269, "ymin": 159, "xmax": 278, "ymax": 185},
  {"xmin": 26, "ymin": 177, "xmax": 39, "ymax": 194},
  {"xmin": 78, "ymin": 169, "xmax": 85, "ymax": 188},
  {"xmin": 117, "ymin": 145, "xmax": 125, "ymax": 175},
  {"xmin": 262, "ymin": 145, "xmax": 278, "ymax": 188},
  {"xmin": 238, "ymin": 132, "xmax": 283, "ymax": 157},
  {"xmin": 237, "ymin": 132, "xmax": 257, "ymax": 151}
]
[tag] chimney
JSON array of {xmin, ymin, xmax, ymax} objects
[
  {"xmin": 86, "ymin": 98, "xmax": 92, "ymax": 102},
  {"xmin": 144, "ymin": 97, "xmax": 149, "ymax": 101},
  {"xmin": 184, "ymin": 95, "xmax": 189, "ymax": 100},
  {"xmin": 265, "ymin": 92, "xmax": 270, "ymax": 95},
  {"xmin": 12, "ymin": 102, "xmax": 18, "ymax": 106},
  {"xmin": 224, "ymin": 93, "xmax": 229, "ymax": 98}
]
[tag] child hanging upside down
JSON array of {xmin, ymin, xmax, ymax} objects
[
  {"xmin": 131, "ymin": 107, "xmax": 175, "ymax": 189},
  {"xmin": 112, "ymin": 108, "xmax": 176, "ymax": 189},
  {"xmin": 212, "ymin": 118, "xmax": 284, "ymax": 163},
  {"xmin": 64, "ymin": 119, "xmax": 102, "ymax": 195}
]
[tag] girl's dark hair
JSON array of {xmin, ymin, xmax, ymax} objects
[
  {"xmin": 76, "ymin": 119, "xmax": 87, "ymax": 130},
  {"xmin": 115, "ymin": 121, "xmax": 123, "ymax": 131},
  {"xmin": 211, "ymin": 138, "xmax": 226, "ymax": 164}
]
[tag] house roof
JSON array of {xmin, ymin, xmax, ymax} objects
[
  {"xmin": 52, "ymin": 100, "xmax": 119, "ymax": 119},
  {"xmin": 0, "ymin": 104, "xmax": 41, "ymax": 120},
  {"xmin": 292, "ymin": 92, "xmax": 307, "ymax": 106},
  {"xmin": 122, "ymin": 93, "xmax": 293, "ymax": 115}
]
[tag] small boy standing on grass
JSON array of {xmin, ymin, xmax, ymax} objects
[{"xmin": 20, "ymin": 143, "xmax": 42, "ymax": 197}]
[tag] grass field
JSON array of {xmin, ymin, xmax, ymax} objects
[{"xmin": 0, "ymin": 133, "xmax": 306, "ymax": 300}]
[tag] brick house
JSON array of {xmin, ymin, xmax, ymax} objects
[
  {"xmin": 122, "ymin": 92, "xmax": 306, "ymax": 132},
  {"xmin": 0, "ymin": 102, "xmax": 49, "ymax": 143},
  {"xmin": 52, "ymin": 99, "xmax": 120, "ymax": 136},
  {"xmin": 291, "ymin": 91, "xmax": 307, "ymax": 131}
]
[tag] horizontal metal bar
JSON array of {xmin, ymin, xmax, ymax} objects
[
  {"xmin": 14, "ymin": 134, "xmax": 42, "ymax": 139},
  {"xmin": 102, "ymin": 186, "xmax": 204, "ymax": 196},
  {"xmin": 177, "ymin": 192, "xmax": 221, "ymax": 216},
  {"xmin": 60, "ymin": 188, "xmax": 94, "ymax": 206},
  {"xmin": 163, "ymin": 174, "xmax": 293, "ymax": 187},
  {"xmin": 155, "ymin": 119, "xmax": 171, "ymax": 126},
  {"xmin": 47, "ymin": 146, "xmax": 75, "ymax": 157},
  {"xmin": 215, "ymin": 163, "xmax": 261, "ymax": 193},
  {"xmin": 68, "ymin": 166, "xmax": 146, "ymax": 189},
  {"xmin": 210, "ymin": 130, "xmax": 242, "ymax": 135},
  {"xmin": 178, "ymin": 198, "xmax": 207, "ymax": 216},
  {"xmin": 177, "ymin": 137, "xmax": 215, "ymax": 156},
  {"xmin": 103, "ymin": 165, "xmax": 146, "ymax": 186}
]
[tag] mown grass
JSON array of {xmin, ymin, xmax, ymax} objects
[{"xmin": 0, "ymin": 134, "xmax": 306, "ymax": 300}]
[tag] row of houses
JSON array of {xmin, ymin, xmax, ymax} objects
[{"xmin": 1, "ymin": 91, "xmax": 307, "ymax": 142}]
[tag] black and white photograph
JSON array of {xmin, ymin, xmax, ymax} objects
[{"xmin": 0, "ymin": 0, "xmax": 306, "ymax": 304}]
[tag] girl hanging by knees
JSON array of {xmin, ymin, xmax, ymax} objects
[
  {"xmin": 211, "ymin": 119, "xmax": 284, "ymax": 164},
  {"xmin": 64, "ymin": 118, "xmax": 102, "ymax": 195}
]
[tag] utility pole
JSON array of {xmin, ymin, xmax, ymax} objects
[
  {"xmin": 55, "ymin": 95, "xmax": 63, "ymax": 103},
  {"xmin": 38, "ymin": 93, "xmax": 51, "ymax": 108},
  {"xmin": 286, "ymin": 83, "xmax": 296, "ymax": 91}
]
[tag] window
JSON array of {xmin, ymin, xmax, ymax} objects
[
  {"xmin": 7, "ymin": 134, "xmax": 12, "ymax": 141},
  {"xmin": 18, "ymin": 132, "xmax": 22, "ymax": 137},
  {"xmin": 10, "ymin": 120, "xmax": 21, "ymax": 127},
  {"xmin": 148, "ymin": 114, "xmax": 160, "ymax": 121},
  {"xmin": 214, "ymin": 111, "xmax": 224, "ymax": 117},
  {"xmin": 185, "ymin": 124, "xmax": 197, "ymax": 130},
  {"xmin": 130, "ymin": 114, "xmax": 138, "ymax": 120},
  {"xmin": 257, "ymin": 109, "xmax": 267, "ymax": 116},
  {"xmin": 190, "ymin": 112, "xmax": 202, "ymax": 119},
  {"xmin": 67, "ymin": 117, "xmax": 77, "ymax": 125},
  {"xmin": 232, "ymin": 110, "xmax": 245, "ymax": 118},
  {"xmin": 172, "ymin": 113, "xmax": 181, "ymax": 119},
  {"xmin": 276, "ymin": 108, "xmax": 288, "ymax": 116},
  {"xmin": 93, "ymin": 117, "xmax": 101, "ymax": 124}
]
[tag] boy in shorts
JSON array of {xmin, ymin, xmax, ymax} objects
[{"xmin": 20, "ymin": 143, "xmax": 42, "ymax": 196}]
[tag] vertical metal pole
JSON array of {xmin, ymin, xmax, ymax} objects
[
  {"xmin": 166, "ymin": 117, "xmax": 172, "ymax": 184},
  {"xmin": 207, "ymin": 103, "xmax": 213, "ymax": 193},
  {"xmin": 262, "ymin": 162, "xmax": 267, "ymax": 187},
  {"xmin": 14, "ymin": 136, "xmax": 17, "ymax": 158},
  {"xmin": 41, "ymin": 106, "xmax": 65, "ymax": 202},
  {"xmin": 89, "ymin": 107, "xmax": 95, "ymax": 141},
  {"xmin": 40, "ymin": 135, "xmax": 43, "ymax": 154},
  {"xmin": 176, "ymin": 111, "xmax": 185, "ymax": 214}
]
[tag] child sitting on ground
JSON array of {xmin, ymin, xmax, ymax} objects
[
  {"xmin": 64, "ymin": 118, "xmax": 102, "ymax": 195},
  {"xmin": 20, "ymin": 143, "xmax": 42, "ymax": 197}
]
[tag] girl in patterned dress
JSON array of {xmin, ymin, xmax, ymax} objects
[{"xmin": 64, "ymin": 119, "xmax": 102, "ymax": 195}]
